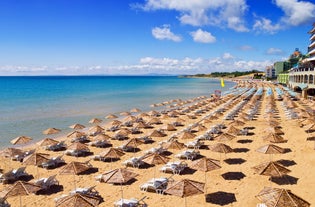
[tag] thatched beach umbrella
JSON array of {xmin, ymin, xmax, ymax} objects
[
  {"xmin": 69, "ymin": 123, "xmax": 85, "ymax": 130},
  {"xmin": 100, "ymin": 168, "xmax": 138, "ymax": 201},
  {"xmin": 162, "ymin": 124, "xmax": 177, "ymax": 131},
  {"xmin": 55, "ymin": 193, "xmax": 100, "ymax": 207},
  {"xmin": 263, "ymin": 133, "xmax": 287, "ymax": 143},
  {"xmin": 164, "ymin": 179, "xmax": 205, "ymax": 207},
  {"xmin": 123, "ymin": 138, "xmax": 144, "ymax": 152},
  {"xmin": 130, "ymin": 108, "xmax": 141, "ymax": 113},
  {"xmin": 59, "ymin": 161, "xmax": 91, "ymax": 189},
  {"xmin": 120, "ymin": 111, "xmax": 131, "ymax": 116},
  {"xmin": 36, "ymin": 138, "xmax": 59, "ymax": 147},
  {"xmin": 208, "ymin": 143, "xmax": 233, "ymax": 160},
  {"xmin": 213, "ymin": 133, "xmax": 236, "ymax": 142},
  {"xmin": 255, "ymin": 187, "xmax": 310, "ymax": 207},
  {"xmin": 178, "ymin": 131, "xmax": 196, "ymax": 140},
  {"xmin": 91, "ymin": 133, "xmax": 111, "ymax": 141},
  {"xmin": 225, "ymin": 125, "xmax": 241, "ymax": 136},
  {"xmin": 190, "ymin": 157, "xmax": 221, "ymax": 193},
  {"xmin": 106, "ymin": 114, "xmax": 118, "ymax": 119},
  {"xmin": 252, "ymin": 161, "xmax": 291, "ymax": 179},
  {"xmin": 10, "ymin": 136, "xmax": 32, "ymax": 145},
  {"xmin": 0, "ymin": 181, "xmax": 41, "ymax": 207},
  {"xmin": 266, "ymin": 127, "xmax": 285, "ymax": 135},
  {"xmin": 256, "ymin": 144, "xmax": 285, "ymax": 161},
  {"xmin": 141, "ymin": 152, "xmax": 170, "ymax": 178},
  {"xmin": 42, "ymin": 127, "xmax": 61, "ymax": 135},
  {"xmin": 23, "ymin": 153, "xmax": 50, "ymax": 178},
  {"xmin": 99, "ymin": 148, "xmax": 125, "ymax": 161},
  {"xmin": 0, "ymin": 147, "xmax": 24, "ymax": 158},
  {"xmin": 89, "ymin": 118, "xmax": 102, "ymax": 124},
  {"xmin": 162, "ymin": 140, "xmax": 185, "ymax": 151},
  {"xmin": 67, "ymin": 130, "xmax": 86, "ymax": 139},
  {"xmin": 23, "ymin": 153, "xmax": 50, "ymax": 167},
  {"xmin": 149, "ymin": 130, "xmax": 166, "ymax": 137}
]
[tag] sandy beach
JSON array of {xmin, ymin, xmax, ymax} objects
[{"xmin": 0, "ymin": 80, "xmax": 314, "ymax": 207}]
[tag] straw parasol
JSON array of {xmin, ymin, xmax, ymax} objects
[
  {"xmin": 208, "ymin": 143, "xmax": 233, "ymax": 160},
  {"xmin": 225, "ymin": 125, "xmax": 241, "ymax": 136},
  {"xmin": 67, "ymin": 130, "xmax": 86, "ymax": 139},
  {"xmin": 164, "ymin": 179, "xmax": 205, "ymax": 207},
  {"xmin": 149, "ymin": 130, "xmax": 166, "ymax": 137},
  {"xmin": 42, "ymin": 127, "xmax": 61, "ymax": 135},
  {"xmin": 99, "ymin": 148, "xmax": 125, "ymax": 161},
  {"xmin": 263, "ymin": 133, "xmax": 287, "ymax": 143},
  {"xmin": 89, "ymin": 125, "xmax": 104, "ymax": 135},
  {"xmin": 123, "ymin": 138, "xmax": 144, "ymax": 152},
  {"xmin": 106, "ymin": 114, "xmax": 118, "ymax": 119},
  {"xmin": 10, "ymin": 136, "xmax": 32, "ymax": 145},
  {"xmin": 178, "ymin": 131, "xmax": 196, "ymax": 140},
  {"xmin": 0, "ymin": 181, "xmax": 41, "ymax": 207},
  {"xmin": 266, "ymin": 127, "xmax": 285, "ymax": 135},
  {"xmin": 162, "ymin": 124, "xmax": 177, "ymax": 131},
  {"xmin": 256, "ymin": 144, "xmax": 285, "ymax": 161},
  {"xmin": 120, "ymin": 111, "xmax": 131, "ymax": 116},
  {"xmin": 69, "ymin": 123, "xmax": 85, "ymax": 130},
  {"xmin": 0, "ymin": 147, "xmax": 24, "ymax": 158},
  {"xmin": 89, "ymin": 118, "xmax": 102, "ymax": 124},
  {"xmin": 55, "ymin": 193, "xmax": 101, "ymax": 207},
  {"xmin": 141, "ymin": 152, "xmax": 170, "ymax": 178},
  {"xmin": 255, "ymin": 187, "xmax": 310, "ymax": 207},
  {"xmin": 100, "ymin": 168, "xmax": 138, "ymax": 201},
  {"xmin": 23, "ymin": 153, "xmax": 50, "ymax": 178},
  {"xmin": 23, "ymin": 153, "xmax": 50, "ymax": 167},
  {"xmin": 213, "ymin": 133, "xmax": 236, "ymax": 142},
  {"xmin": 252, "ymin": 161, "xmax": 291, "ymax": 178},
  {"xmin": 162, "ymin": 140, "xmax": 185, "ymax": 151},
  {"xmin": 189, "ymin": 157, "xmax": 221, "ymax": 193},
  {"xmin": 67, "ymin": 142, "xmax": 89, "ymax": 152},
  {"xmin": 130, "ymin": 108, "xmax": 141, "ymax": 113},
  {"xmin": 36, "ymin": 138, "xmax": 59, "ymax": 147},
  {"xmin": 59, "ymin": 161, "xmax": 92, "ymax": 189},
  {"xmin": 91, "ymin": 133, "xmax": 111, "ymax": 141}
]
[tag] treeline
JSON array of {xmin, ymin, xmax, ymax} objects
[{"xmin": 183, "ymin": 70, "xmax": 263, "ymax": 78}]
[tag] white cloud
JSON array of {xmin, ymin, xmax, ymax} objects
[
  {"xmin": 190, "ymin": 29, "xmax": 216, "ymax": 43},
  {"xmin": 152, "ymin": 25, "xmax": 182, "ymax": 42},
  {"xmin": 238, "ymin": 45, "xmax": 254, "ymax": 51},
  {"xmin": 139, "ymin": 0, "xmax": 249, "ymax": 32},
  {"xmin": 266, "ymin": 48, "xmax": 285, "ymax": 55},
  {"xmin": 222, "ymin": 53, "xmax": 234, "ymax": 59},
  {"xmin": 253, "ymin": 17, "xmax": 282, "ymax": 34},
  {"xmin": 275, "ymin": 0, "xmax": 315, "ymax": 26},
  {"xmin": 253, "ymin": 0, "xmax": 315, "ymax": 34}
]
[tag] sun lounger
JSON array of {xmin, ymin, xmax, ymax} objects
[
  {"xmin": 0, "ymin": 167, "xmax": 29, "ymax": 184},
  {"xmin": 71, "ymin": 136, "xmax": 89, "ymax": 143},
  {"xmin": 185, "ymin": 140, "xmax": 204, "ymax": 149},
  {"xmin": 41, "ymin": 155, "xmax": 65, "ymax": 169},
  {"xmin": 0, "ymin": 197, "xmax": 10, "ymax": 207},
  {"xmin": 11, "ymin": 149, "xmax": 35, "ymax": 162},
  {"xmin": 114, "ymin": 198, "xmax": 147, "ymax": 207},
  {"xmin": 140, "ymin": 177, "xmax": 168, "ymax": 194},
  {"xmin": 70, "ymin": 186, "xmax": 99, "ymax": 197},
  {"xmin": 160, "ymin": 161, "xmax": 187, "ymax": 175},
  {"xmin": 64, "ymin": 149, "xmax": 89, "ymax": 157},
  {"xmin": 122, "ymin": 157, "xmax": 145, "ymax": 168},
  {"xmin": 33, "ymin": 174, "xmax": 59, "ymax": 190},
  {"xmin": 175, "ymin": 150, "xmax": 199, "ymax": 160},
  {"xmin": 88, "ymin": 140, "xmax": 111, "ymax": 148},
  {"xmin": 45, "ymin": 141, "xmax": 66, "ymax": 151}
]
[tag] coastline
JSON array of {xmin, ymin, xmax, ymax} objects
[{"xmin": 1, "ymin": 79, "xmax": 314, "ymax": 207}]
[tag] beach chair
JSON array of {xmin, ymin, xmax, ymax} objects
[
  {"xmin": 175, "ymin": 150, "xmax": 199, "ymax": 161},
  {"xmin": 140, "ymin": 177, "xmax": 168, "ymax": 194},
  {"xmin": 70, "ymin": 185, "xmax": 100, "ymax": 197},
  {"xmin": 33, "ymin": 174, "xmax": 59, "ymax": 190},
  {"xmin": 0, "ymin": 197, "xmax": 10, "ymax": 207},
  {"xmin": 122, "ymin": 157, "xmax": 145, "ymax": 168},
  {"xmin": 114, "ymin": 197, "xmax": 147, "ymax": 207},
  {"xmin": 0, "ymin": 167, "xmax": 28, "ymax": 184},
  {"xmin": 41, "ymin": 155, "xmax": 65, "ymax": 169},
  {"xmin": 88, "ymin": 140, "xmax": 111, "ymax": 148},
  {"xmin": 45, "ymin": 141, "xmax": 66, "ymax": 151}
]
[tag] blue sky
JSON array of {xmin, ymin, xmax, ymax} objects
[{"xmin": 0, "ymin": 0, "xmax": 315, "ymax": 75}]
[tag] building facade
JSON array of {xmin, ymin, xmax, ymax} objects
[{"xmin": 288, "ymin": 23, "xmax": 315, "ymax": 98}]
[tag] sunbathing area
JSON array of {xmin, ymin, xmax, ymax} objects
[{"xmin": 0, "ymin": 80, "xmax": 315, "ymax": 206}]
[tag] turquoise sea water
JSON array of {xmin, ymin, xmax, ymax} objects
[{"xmin": 0, "ymin": 76, "xmax": 235, "ymax": 147}]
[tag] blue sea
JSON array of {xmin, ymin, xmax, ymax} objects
[{"xmin": 0, "ymin": 76, "xmax": 235, "ymax": 147}]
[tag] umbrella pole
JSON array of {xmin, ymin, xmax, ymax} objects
[
  {"xmin": 204, "ymin": 172, "xmax": 207, "ymax": 194},
  {"xmin": 121, "ymin": 183, "xmax": 124, "ymax": 202},
  {"xmin": 73, "ymin": 173, "xmax": 76, "ymax": 190},
  {"xmin": 20, "ymin": 195, "xmax": 22, "ymax": 207},
  {"xmin": 185, "ymin": 197, "xmax": 187, "ymax": 207}
]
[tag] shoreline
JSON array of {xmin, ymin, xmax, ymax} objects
[{"xmin": 1, "ymin": 79, "xmax": 314, "ymax": 207}]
